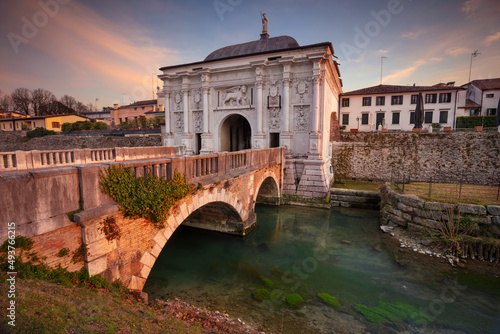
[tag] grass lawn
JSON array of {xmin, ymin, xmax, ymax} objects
[
  {"xmin": 400, "ymin": 182, "xmax": 500, "ymax": 206},
  {"xmin": 332, "ymin": 181, "xmax": 382, "ymax": 192}
]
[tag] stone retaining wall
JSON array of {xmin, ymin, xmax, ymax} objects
[
  {"xmin": 330, "ymin": 188, "xmax": 380, "ymax": 210},
  {"xmin": 379, "ymin": 184, "xmax": 500, "ymax": 260},
  {"xmin": 332, "ymin": 132, "xmax": 500, "ymax": 185}
]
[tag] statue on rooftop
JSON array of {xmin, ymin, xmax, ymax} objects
[{"xmin": 261, "ymin": 13, "xmax": 268, "ymax": 34}]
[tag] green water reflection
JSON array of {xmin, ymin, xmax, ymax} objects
[{"xmin": 144, "ymin": 205, "xmax": 500, "ymax": 334}]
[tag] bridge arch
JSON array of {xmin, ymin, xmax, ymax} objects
[
  {"xmin": 127, "ymin": 185, "xmax": 251, "ymax": 290},
  {"xmin": 254, "ymin": 170, "xmax": 281, "ymax": 206}
]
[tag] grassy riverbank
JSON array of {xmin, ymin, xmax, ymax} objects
[{"xmin": 0, "ymin": 261, "xmax": 259, "ymax": 334}]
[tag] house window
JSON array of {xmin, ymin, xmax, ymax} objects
[
  {"xmin": 425, "ymin": 94, "xmax": 437, "ymax": 103},
  {"xmin": 410, "ymin": 112, "xmax": 415, "ymax": 124},
  {"xmin": 361, "ymin": 113, "xmax": 369, "ymax": 125},
  {"xmin": 376, "ymin": 96, "xmax": 385, "ymax": 106},
  {"xmin": 391, "ymin": 95, "xmax": 403, "ymax": 105},
  {"xmin": 342, "ymin": 114, "xmax": 349, "ymax": 125},
  {"xmin": 392, "ymin": 112, "xmax": 400, "ymax": 125},
  {"xmin": 486, "ymin": 93, "xmax": 494, "ymax": 98},
  {"xmin": 439, "ymin": 93, "xmax": 451, "ymax": 103},
  {"xmin": 470, "ymin": 109, "xmax": 480, "ymax": 116},
  {"xmin": 439, "ymin": 110, "xmax": 448, "ymax": 123},
  {"xmin": 487, "ymin": 108, "xmax": 497, "ymax": 116},
  {"xmin": 362, "ymin": 97, "xmax": 372, "ymax": 106},
  {"xmin": 424, "ymin": 111, "xmax": 433, "ymax": 124},
  {"xmin": 142, "ymin": 107, "xmax": 145, "ymax": 110},
  {"xmin": 119, "ymin": 118, "xmax": 123, "ymax": 123},
  {"xmin": 52, "ymin": 122, "xmax": 60, "ymax": 128},
  {"xmin": 342, "ymin": 98, "xmax": 350, "ymax": 107},
  {"xmin": 134, "ymin": 108, "xmax": 137, "ymax": 111},
  {"xmin": 411, "ymin": 94, "xmax": 418, "ymax": 104}
]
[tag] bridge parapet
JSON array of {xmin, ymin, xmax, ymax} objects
[{"xmin": 0, "ymin": 146, "xmax": 182, "ymax": 172}]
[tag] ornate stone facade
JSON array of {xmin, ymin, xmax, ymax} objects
[{"xmin": 159, "ymin": 30, "xmax": 343, "ymax": 198}]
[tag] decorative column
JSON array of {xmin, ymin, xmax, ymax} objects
[
  {"xmin": 308, "ymin": 74, "xmax": 322, "ymax": 159},
  {"xmin": 181, "ymin": 76, "xmax": 193, "ymax": 155},
  {"xmin": 200, "ymin": 82, "xmax": 213, "ymax": 154},
  {"xmin": 256, "ymin": 81, "xmax": 263, "ymax": 133},
  {"xmin": 252, "ymin": 64, "xmax": 266, "ymax": 149},
  {"xmin": 163, "ymin": 89, "xmax": 174, "ymax": 146}
]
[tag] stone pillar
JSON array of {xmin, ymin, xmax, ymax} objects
[
  {"xmin": 163, "ymin": 91, "xmax": 174, "ymax": 146},
  {"xmin": 201, "ymin": 86, "xmax": 213, "ymax": 154},
  {"xmin": 256, "ymin": 81, "xmax": 263, "ymax": 133},
  {"xmin": 182, "ymin": 89, "xmax": 189, "ymax": 133},
  {"xmin": 181, "ymin": 81, "xmax": 193, "ymax": 155},
  {"xmin": 281, "ymin": 78, "xmax": 293, "ymax": 156},
  {"xmin": 308, "ymin": 75, "xmax": 322, "ymax": 159}
]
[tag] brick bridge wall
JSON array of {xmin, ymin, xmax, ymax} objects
[{"xmin": 0, "ymin": 148, "xmax": 284, "ymax": 291}]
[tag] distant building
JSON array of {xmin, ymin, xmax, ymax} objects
[
  {"xmin": 340, "ymin": 83, "xmax": 462, "ymax": 131},
  {"xmin": 457, "ymin": 78, "xmax": 500, "ymax": 117},
  {"xmin": 158, "ymin": 20, "xmax": 343, "ymax": 198},
  {"xmin": 0, "ymin": 111, "xmax": 26, "ymax": 119},
  {"xmin": 110, "ymin": 100, "xmax": 162, "ymax": 125},
  {"xmin": 0, "ymin": 114, "xmax": 88, "ymax": 132}
]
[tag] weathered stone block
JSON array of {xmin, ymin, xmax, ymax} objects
[
  {"xmin": 469, "ymin": 216, "xmax": 491, "ymax": 225},
  {"xmin": 458, "ymin": 204, "xmax": 487, "ymax": 215},
  {"xmin": 492, "ymin": 216, "xmax": 500, "ymax": 224},
  {"xmin": 86, "ymin": 238, "xmax": 117, "ymax": 262},
  {"xmin": 140, "ymin": 251, "xmax": 156, "ymax": 268},
  {"xmin": 153, "ymin": 231, "xmax": 167, "ymax": 249},
  {"xmin": 486, "ymin": 205, "xmax": 500, "ymax": 216},
  {"xmin": 407, "ymin": 223, "xmax": 425, "ymax": 232},
  {"xmin": 88, "ymin": 255, "xmax": 108, "ymax": 276}
]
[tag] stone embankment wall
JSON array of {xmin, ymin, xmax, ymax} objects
[
  {"xmin": 379, "ymin": 184, "xmax": 500, "ymax": 260},
  {"xmin": 0, "ymin": 131, "xmax": 161, "ymax": 152},
  {"xmin": 330, "ymin": 188, "xmax": 380, "ymax": 210},
  {"xmin": 332, "ymin": 132, "xmax": 500, "ymax": 185}
]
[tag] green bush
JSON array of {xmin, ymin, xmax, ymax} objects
[
  {"xmin": 99, "ymin": 165, "xmax": 194, "ymax": 228},
  {"xmin": 317, "ymin": 293, "xmax": 341, "ymax": 308},
  {"xmin": 456, "ymin": 116, "xmax": 496, "ymax": 128},
  {"xmin": 62, "ymin": 121, "xmax": 109, "ymax": 132},
  {"xmin": 262, "ymin": 277, "xmax": 274, "ymax": 289},
  {"xmin": 26, "ymin": 127, "xmax": 56, "ymax": 138},
  {"xmin": 286, "ymin": 293, "xmax": 304, "ymax": 309}
]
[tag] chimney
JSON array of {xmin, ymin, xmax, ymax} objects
[{"xmin": 113, "ymin": 104, "xmax": 118, "ymax": 109}]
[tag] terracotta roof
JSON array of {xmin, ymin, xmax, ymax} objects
[
  {"xmin": 464, "ymin": 99, "xmax": 481, "ymax": 108},
  {"xmin": 342, "ymin": 83, "xmax": 461, "ymax": 96},
  {"xmin": 469, "ymin": 78, "xmax": 500, "ymax": 90}
]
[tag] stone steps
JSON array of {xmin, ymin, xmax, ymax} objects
[{"xmin": 330, "ymin": 188, "xmax": 381, "ymax": 210}]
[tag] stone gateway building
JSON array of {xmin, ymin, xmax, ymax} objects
[{"xmin": 159, "ymin": 23, "xmax": 342, "ymax": 198}]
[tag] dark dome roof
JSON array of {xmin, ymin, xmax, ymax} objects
[{"xmin": 204, "ymin": 35, "xmax": 300, "ymax": 61}]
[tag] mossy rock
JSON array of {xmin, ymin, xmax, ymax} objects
[
  {"xmin": 286, "ymin": 293, "xmax": 304, "ymax": 309},
  {"xmin": 317, "ymin": 293, "xmax": 341, "ymax": 309},
  {"xmin": 355, "ymin": 302, "xmax": 429, "ymax": 324},
  {"xmin": 262, "ymin": 278, "xmax": 274, "ymax": 289},
  {"xmin": 252, "ymin": 288, "xmax": 270, "ymax": 302}
]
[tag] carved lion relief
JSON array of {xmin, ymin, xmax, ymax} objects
[
  {"xmin": 268, "ymin": 107, "xmax": 280, "ymax": 131},
  {"xmin": 222, "ymin": 86, "xmax": 248, "ymax": 106}
]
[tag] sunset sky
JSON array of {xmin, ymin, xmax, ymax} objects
[{"xmin": 1, "ymin": 0, "xmax": 499, "ymax": 108}]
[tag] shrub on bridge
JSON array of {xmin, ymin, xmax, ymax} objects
[{"xmin": 99, "ymin": 164, "xmax": 194, "ymax": 228}]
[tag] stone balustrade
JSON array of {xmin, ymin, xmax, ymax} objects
[{"xmin": 0, "ymin": 146, "xmax": 181, "ymax": 171}]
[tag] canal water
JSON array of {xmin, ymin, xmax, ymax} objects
[{"xmin": 143, "ymin": 205, "xmax": 500, "ymax": 334}]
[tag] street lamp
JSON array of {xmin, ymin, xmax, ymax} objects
[
  {"xmin": 356, "ymin": 116, "xmax": 360, "ymax": 130},
  {"xmin": 468, "ymin": 50, "xmax": 480, "ymax": 82},
  {"xmin": 95, "ymin": 98, "xmax": 99, "ymax": 112}
]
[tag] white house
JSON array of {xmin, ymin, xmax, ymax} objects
[
  {"xmin": 158, "ymin": 19, "xmax": 343, "ymax": 198},
  {"xmin": 457, "ymin": 78, "xmax": 500, "ymax": 117},
  {"xmin": 340, "ymin": 83, "xmax": 463, "ymax": 131}
]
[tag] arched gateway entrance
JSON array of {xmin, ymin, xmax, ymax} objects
[{"xmin": 220, "ymin": 114, "xmax": 251, "ymax": 152}]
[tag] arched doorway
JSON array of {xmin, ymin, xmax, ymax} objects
[{"xmin": 220, "ymin": 114, "xmax": 251, "ymax": 152}]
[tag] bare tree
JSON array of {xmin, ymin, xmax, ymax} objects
[
  {"xmin": 10, "ymin": 88, "xmax": 31, "ymax": 115},
  {"xmin": 0, "ymin": 90, "xmax": 13, "ymax": 112},
  {"xmin": 74, "ymin": 101, "xmax": 89, "ymax": 114},
  {"xmin": 31, "ymin": 88, "xmax": 56, "ymax": 116},
  {"xmin": 60, "ymin": 95, "xmax": 77, "ymax": 110}
]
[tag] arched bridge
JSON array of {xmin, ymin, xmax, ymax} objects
[{"xmin": 0, "ymin": 147, "xmax": 284, "ymax": 291}]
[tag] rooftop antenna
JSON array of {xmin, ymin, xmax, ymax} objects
[
  {"xmin": 468, "ymin": 50, "xmax": 480, "ymax": 82},
  {"xmin": 380, "ymin": 56, "xmax": 387, "ymax": 85}
]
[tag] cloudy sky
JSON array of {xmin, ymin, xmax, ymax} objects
[{"xmin": 1, "ymin": 0, "xmax": 499, "ymax": 108}]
